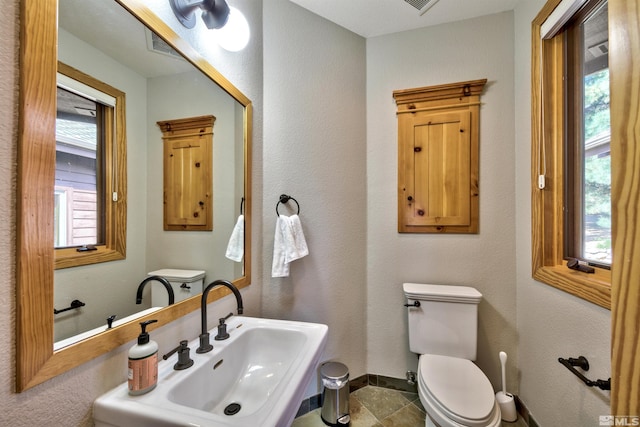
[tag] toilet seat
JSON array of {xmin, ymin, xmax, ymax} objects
[{"xmin": 418, "ymin": 354, "xmax": 501, "ymax": 427}]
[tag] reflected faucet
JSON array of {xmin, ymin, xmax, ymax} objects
[
  {"xmin": 136, "ymin": 275, "xmax": 175, "ymax": 306},
  {"xmin": 197, "ymin": 279, "xmax": 244, "ymax": 353}
]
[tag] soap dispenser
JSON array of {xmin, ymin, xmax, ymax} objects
[{"xmin": 128, "ymin": 319, "xmax": 158, "ymax": 395}]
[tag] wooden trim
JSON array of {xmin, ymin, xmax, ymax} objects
[
  {"xmin": 16, "ymin": 0, "xmax": 253, "ymax": 391},
  {"xmin": 531, "ymin": 0, "xmax": 611, "ymax": 309},
  {"xmin": 160, "ymin": 131, "xmax": 214, "ymax": 139},
  {"xmin": 396, "ymin": 101, "xmax": 482, "ymax": 114},
  {"xmin": 243, "ymin": 103, "xmax": 253, "ymax": 286},
  {"xmin": 157, "ymin": 115, "xmax": 216, "ymax": 132},
  {"xmin": 393, "ymin": 79, "xmax": 488, "ymax": 104},
  {"xmin": 16, "ymin": 0, "xmax": 58, "ymax": 393},
  {"xmin": 610, "ymin": 0, "xmax": 640, "ymax": 416}
]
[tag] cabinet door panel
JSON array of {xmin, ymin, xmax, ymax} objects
[
  {"xmin": 411, "ymin": 111, "xmax": 471, "ymax": 226},
  {"xmin": 158, "ymin": 115, "xmax": 214, "ymax": 231},
  {"xmin": 164, "ymin": 137, "xmax": 210, "ymax": 228}
]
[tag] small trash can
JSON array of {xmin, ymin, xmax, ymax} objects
[{"xmin": 320, "ymin": 362, "xmax": 350, "ymax": 426}]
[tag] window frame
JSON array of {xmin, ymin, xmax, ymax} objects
[
  {"xmin": 531, "ymin": 0, "xmax": 611, "ymax": 309},
  {"xmin": 54, "ymin": 62, "xmax": 127, "ymax": 269},
  {"xmin": 564, "ymin": 1, "xmax": 611, "ymax": 269}
]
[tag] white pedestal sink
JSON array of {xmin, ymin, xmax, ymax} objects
[{"xmin": 93, "ymin": 316, "xmax": 328, "ymax": 427}]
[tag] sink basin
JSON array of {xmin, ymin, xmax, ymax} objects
[{"xmin": 93, "ymin": 316, "xmax": 328, "ymax": 427}]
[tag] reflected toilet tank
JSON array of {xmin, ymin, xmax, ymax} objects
[{"xmin": 148, "ymin": 269, "xmax": 205, "ymax": 306}]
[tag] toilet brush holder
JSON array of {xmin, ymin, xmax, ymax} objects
[{"xmin": 496, "ymin": 391, "xmax": 517, "ymax": 422}]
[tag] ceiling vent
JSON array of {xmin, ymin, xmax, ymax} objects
[
  {"xmin": 74, "ymin": 107, "xmax": 96, "ymax": 117},
  {"xmin": 145, "ymin": 29, "xmax": 183, "ymax": 60},
  {"xmin": 588, "ymin": 40, "xmax": 609, "ymax": 58},
  {"xmin": 403, "ymin": 0, "xmax": 441, "ymax": 15}
]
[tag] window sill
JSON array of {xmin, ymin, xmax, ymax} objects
[
  {"xmin": 533, "ymin": 263, "xmax": 611, "ymax": 309},
  {"xmin": 55, "ymin": 245, "xmax": 125, "ymax": 269}
]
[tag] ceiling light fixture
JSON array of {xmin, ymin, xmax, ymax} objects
[
  {"xmin": 170, "ymin": 0, "xmax": 230, "ymax": 30},
  {"xmin": 213, "ymin": 7, "xmax": 250, "ymax": 52},
  {"xmin": 169, "ymin": 0, "xmax": 250, "ymax": 51}
]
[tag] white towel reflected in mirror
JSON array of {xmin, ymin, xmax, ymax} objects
[{"xmin": 225, "ymin": 215, "xmax": 244, "ymax": 262}]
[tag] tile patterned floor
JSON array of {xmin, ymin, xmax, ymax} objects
[{"xmin": 291, "ymin": 386, "xmax": 529, "ymax": 427}]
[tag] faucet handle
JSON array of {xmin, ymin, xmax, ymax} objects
[
  {"xmin": 215, "ymin": 313, "xmax": 233, "ymax": 341},
  {"xmin": 163, "ymin": 340, "xmax": 194, "ymax": 370},
  {"xmin": 106, "ymin": 314, "xmax": 117, "ymax": 329}
]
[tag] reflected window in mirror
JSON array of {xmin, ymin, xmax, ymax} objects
[
  {"xmin": 55, "ymin": 62, "xmax": 127, "ymax": 269},
  {"xmin": 55, "ymin": 86, "xmax": 103, "ymax": 247}
]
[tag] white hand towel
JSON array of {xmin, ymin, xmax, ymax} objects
[
  {"xmin": 272, "ymin": 216, "xmax": 289, "ymax": 277},
  {"xmin": 225, "ymin": 215, "xmax": 244, "ymax": 262},
  {"xmin": 281, "ymin": 214, "xmax": 309, "ymax": 263},
  {"xmin": 272, "ymin": 214, "xmax": 309, "ymax": 277}
]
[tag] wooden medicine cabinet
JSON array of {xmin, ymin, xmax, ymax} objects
[
  {"xmin": 157, "ymin": 115, "xmax": 215, "ymax": 231},
  {"xmin": 394, "ymin": 79, "xmax": 486, "ymax": 234}
]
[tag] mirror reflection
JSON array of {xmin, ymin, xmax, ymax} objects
[
  {"xmin": 54, "ymin": 0, "xmax": 245, "ymax": 347},
  {"xmin": 55, "ymin": 85, "xmax": 103, "ymax": 252}
]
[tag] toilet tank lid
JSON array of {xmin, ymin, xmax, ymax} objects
[
  {"xmin": 403, "ymin": 283, "xmax": 482, "ymax": 304},
  {"xmin": 147, "ymin": 269, "xmax": 206, "ymax": 282}
]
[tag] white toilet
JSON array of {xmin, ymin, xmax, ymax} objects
[{"xmin": 403, "ymin": 283, "xmax": 501, "ymax": 427}]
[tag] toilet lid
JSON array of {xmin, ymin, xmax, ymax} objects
[{"xmin": 420, "ymin": 354, "xmax": 495, "ymax": 423}]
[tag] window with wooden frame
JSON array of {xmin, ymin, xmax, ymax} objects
[
  {"xmin": 55, "ymin": 62, "xmax": 127, "ymax": 269},
  {"xmin": 532, "ymin": 0, "xmax": 611, "ymax": 309}
]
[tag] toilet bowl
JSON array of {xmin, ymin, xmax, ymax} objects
[
  {"xmin": 418, "ymin": 354, "xmax": 501, "ymax": 427},
  {"xmin": 402, "ymin": 283, "xmax": 501, "ymax": 427}
]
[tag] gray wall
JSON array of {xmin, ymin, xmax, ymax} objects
[
  {"xmin": 262, "ymin": 0, "xmax": 368, "ymax": 396},
  {"xmin": 366, "ymin": 12, "xmax": 518, "ymax": 392}
]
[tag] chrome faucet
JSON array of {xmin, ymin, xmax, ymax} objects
[
  {"xmin": 197, "ymin": 279, "xmax": 244, "ymax": 353},
  {"xmin": 136, "ymin": 275, "xmax": 175, "ymax": 306}
]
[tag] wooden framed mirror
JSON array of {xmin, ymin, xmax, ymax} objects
[{"xmin": 16, "ymin": 0, "xmax": 252, "ymax": 391}]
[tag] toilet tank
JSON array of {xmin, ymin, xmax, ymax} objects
[
  {"xmin": 403, "ymin": 283, "xmax": 482, "ymax": 360},
  {"xmin": 148, "ymin": 269, "xmax": 206, "ymax": 306}
]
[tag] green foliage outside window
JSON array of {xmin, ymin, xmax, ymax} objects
[{"xmin": 583, "ymin": 68, "xmax": 611, "ymax": 263}]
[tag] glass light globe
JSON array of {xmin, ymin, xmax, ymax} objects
[{"xmin": 214, "ymin": 7, "xmax": 250, "ymax": 52}]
